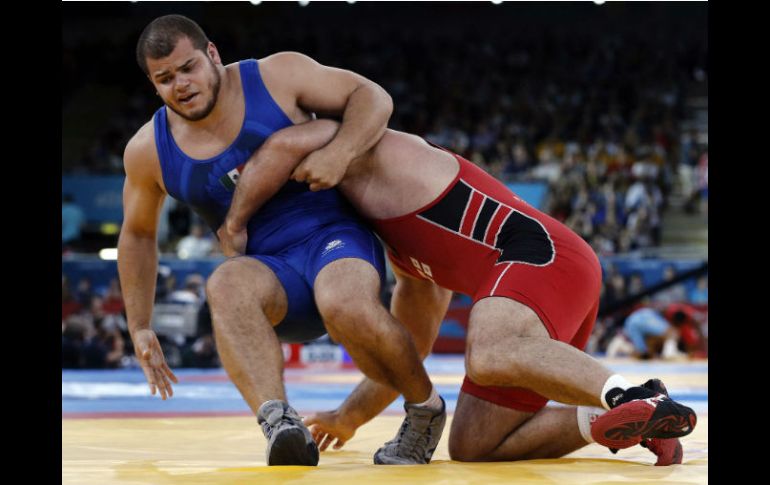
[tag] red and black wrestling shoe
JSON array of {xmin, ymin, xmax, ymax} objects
[
  {"xmin": 640, "ymin": 379, "xmax": 684, "ymax": 465},
  {"xmin": 607, "ymin": 379, "xmax": 684, "ymax": 465},
  {"xmin": 593, "ymin": 378, "xmax": 696, "ymax": 452}
]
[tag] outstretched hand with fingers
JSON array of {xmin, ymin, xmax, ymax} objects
[
  {"xmin": 132, "ymin": 329, "xmax": 179, "ymax": 400},
  {"xmin": 305, "ymin": 410, "xmax": 359, "ymax": 452}
]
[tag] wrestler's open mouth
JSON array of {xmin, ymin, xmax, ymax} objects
[{"xmin": 179, "ymin": 93, "xmax": 198, "ymax": 104}]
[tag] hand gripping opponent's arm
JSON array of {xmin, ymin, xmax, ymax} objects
[{"xmin": 259, "ymin": 52, "xmax": 392, "ymax": 191}]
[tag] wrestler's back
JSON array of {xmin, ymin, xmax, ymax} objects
[{"xmin": 340, "ymin": 129, "xmax": 459, "ymax": 220}]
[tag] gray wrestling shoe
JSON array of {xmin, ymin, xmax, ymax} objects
[
  {"xmin": 258, "ymin": 400, "xmax": 319, "ymax": 466},
  {"xmin": 374, "ymin": 396, "xmax": 446, "ymax": 465}
]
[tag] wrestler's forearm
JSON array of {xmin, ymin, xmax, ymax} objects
[
  {"xmin": 225, "ymin": 120, "xmax": 341, "ymax": 232},
  {"xmin": 118, "ymin": 232, "xmax": 159, "ymax": 339},
  {"xmin": 224, "ymin": 143, "xmax": 297, "ymax": 233},
  {"xmin": 337, "ymin": 378, "xmax": 401, "ymax": 429},
  {"xmin": 327, "ymin": 84, "xmax": 392, "ymax": 162}
]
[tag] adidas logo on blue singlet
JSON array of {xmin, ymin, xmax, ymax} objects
[{"xmin": 322, "ymin": 239, "xmax": 345, "ymax": 256}]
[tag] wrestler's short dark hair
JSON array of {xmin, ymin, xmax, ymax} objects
[
  {"xmin": 136, "ymin": 14, "xmax": 210, "ymax": 75},
  {"xmin": 671, "ymin": 310, "xmax": 688, "ymax": 326}
]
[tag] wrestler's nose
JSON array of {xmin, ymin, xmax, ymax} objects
[{"xmin": 175, "ymin": 76, "xmax": 192, "ymax": 91}]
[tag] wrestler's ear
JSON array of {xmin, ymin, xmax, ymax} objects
[{"xmin": 207, "ymin": 42, "xmax": 222, "ymax": 65}]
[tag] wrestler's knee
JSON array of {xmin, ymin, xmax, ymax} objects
[
  {"xmin": 206, "ymin": 258, "xmax": 285, "ymax": 321},
  {"xmin": 448, "ymin": 428, "xmax": 487, "ymax": 462},
  {"xmin": 465, "ymin": 335, "xmax": 526, "ymax": 386}
]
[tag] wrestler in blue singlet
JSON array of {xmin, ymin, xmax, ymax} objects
[{"xmin": 153, "ymin": 59, "xmax": 385, "ymax": 342}]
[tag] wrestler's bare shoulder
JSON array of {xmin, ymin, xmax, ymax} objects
[
  {"xmin": 342, "ymin": 129, "xmax": 459, "ymax": 220},
  {"xmin": 124, "ymin": 119, "xmax": 165, "ymax": 191},
  {"xmin": 125, "ymin": 121, "xmax": 157, "ymax": 164}
]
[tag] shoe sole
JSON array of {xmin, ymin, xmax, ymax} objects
[
  {"xmin": 591, "ymin": 397, "xmax": 697, "ymax": 449},
  {"xmin": 373, "ymin": 447, "xmax": 436, "ymax": 465},
  {"xmin": 374, "ymin": 454, "xmax": 416, "ymax": 465},
  {"xmin": 268, "ymin": 428, "xmax": 320, "ymax": 466}
]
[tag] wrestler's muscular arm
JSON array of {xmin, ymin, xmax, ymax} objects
[
  {"xmin": 306, "ymin": 266, "xmax": 453, "ymax": 451},
  {"xmin": 118, "ymin": 124, "xmax": 178, "ymax": 399},
  {"xmin": 219, "ymin": 120, "xmax": 340, "ymax": 256},
  {"xmin": 259, "ymin": 52, "xmax": 392, "ymax": 191}
]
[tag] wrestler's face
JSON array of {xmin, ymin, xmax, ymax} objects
[{"xmin": 147, "ymin": 36, "xmax": 222, "ymax": 122}]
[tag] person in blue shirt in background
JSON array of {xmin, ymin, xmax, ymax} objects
[
  {"xmin": 623, "ymin": 307, "xmax": 684, "ymax": 360},
  {"xmin": 62, "ymin": 193, "xmax": 85, "ymax": 250},
  {"xmin": 688, "ymin": 276, "xmax": 708, "ymax": 304}
]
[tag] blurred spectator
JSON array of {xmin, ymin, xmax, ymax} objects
[
  {"xmin": 168, "ymin": 201, "xmax": 193, "ymax": 242},
  {"xmin": 678, "ymin": 129, "xmax": 699, "ymax": 192},
  {"xmin": 627, "ymin": 272, "xmax": 646, "ymax": 296},
  {"xmin": 624, "ymin": 174, "xmax": 651, "ymax": 214},
  {"xmin": 195, "ymin": 298, "xmax": 214, "ymax": 338},
  {"xmin": 589, "ymin": 233, "xmax": 616, "ymax": 257},
  {"xmin": 168, "ymin": 274, "xmax": 206, "ymax": 305},
  {"xmin": 602, "ymin": 272, "xmax": 628, "ymax": 310},
  {"xmin": 157, "ymin": 196, "xmax": 176, "ymax": 251},
  {"xmin": 688, "ymin": 275, "xmax": 708, "ymax": 304},
  {"xmin": 62, "ymin": 306, "xmax": 97, "ymax": 368},
  {"xmin": 62, "ymin": 275, "xmax": 81, "ymax": 322},
  {"xmin": 102, "ymin": 278, "xmax": 125, "ymax": 317},
  {"xmin": 624, "ymin": 206, "xmax": 654, "ymax": 248},
  {"xmin": 82, "ymin": 297, "xmax": 125, "ymax": 368},
  {"xmin": 696, "ymin": 150, "xmax": 708, "ymax": 214},
  {"xmin": 529, "ymin": 144, "xmax": 563, "ymax": 183},
  {"xmin": 177, "ymin": 224, "xmax": 215, "ymax": 259},
  {"xmin": 502, "ymin": 141, "xmax": 533, "ymax": 177},
  {"xmin": 651, "ymin": 265, "xmax": 688, "ymax": 304},
  {"xmin": 182, "ymin": 334, "xmax": 220, "ymax": 368},
  {"xmin": 662, "ymin": 302, "xmax": 707, "ymax": 358},
  {"xmin": 565, "ymin": 204, "xmax": 595, "ymax": 241},
  {"xmin": 62, "ymin": 317, "xmax": 88, "ymax": 368},
  {"xmin": 155, "ymin": 265, "xmax": 174, "ymax": 301},
  {"xmin": 684, "ymin": 148, "xmax": 707, "ymax": 215},
  {"xmin": 607, "ymin": 307, "xmax": 685, "ymax": 360},
  {"xmin": 62, "ymin": 194, "xmax": 85, "ymax": 250},
  {"xmin": 75, "ymin": 277, "xmax": 94, "ymax": 308}
]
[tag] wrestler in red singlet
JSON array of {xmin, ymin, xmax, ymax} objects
[{"xmin": 370, "ymin": 153, "xmax": 603, "ymax": 412}]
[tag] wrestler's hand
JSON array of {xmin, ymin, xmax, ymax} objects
[
  {"xmin": 217, "ymin": 223, "xmax": 248, "ymax": 257},
  {"xmin": 305, "ymin": 410, "xmax": 359, "ymax": 451},
  {"xmin": 132, "ymin": 329, "xmax": 178, "ymax": 400},
  {"xmin": 291, "ymin": 146, "xmax": 351, "ymax": 191}
]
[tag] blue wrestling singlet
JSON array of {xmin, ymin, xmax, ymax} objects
[{"xmin": 153, "ymin": 59, "xmax": 384, "ymax": 342}]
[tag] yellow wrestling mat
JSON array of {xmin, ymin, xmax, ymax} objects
[{"xmin": 62, "ymin": 414, "xmax": 708, "ymax": 484}]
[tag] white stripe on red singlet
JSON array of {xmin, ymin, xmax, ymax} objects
[{"xmin": 490, "ymin": 262, "xmax": 514, "ymax": 296}]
